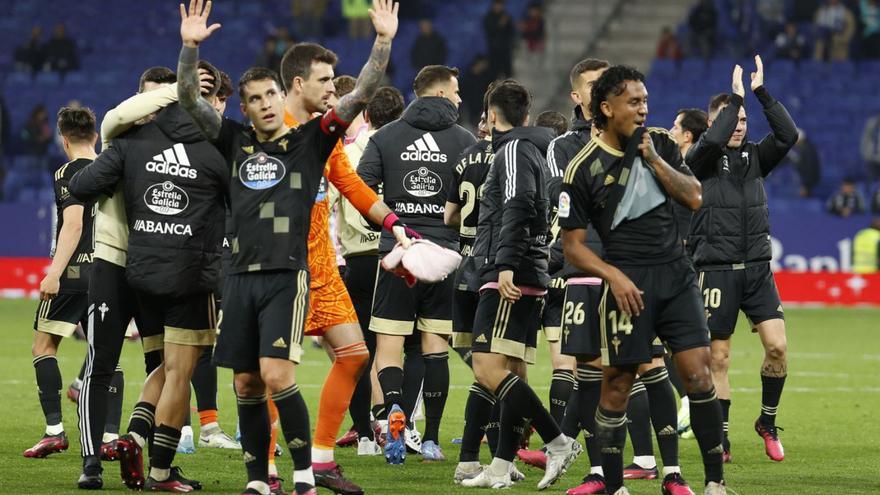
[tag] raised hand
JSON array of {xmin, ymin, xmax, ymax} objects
[
  {"xmin": 750, "ymin": 54, "xmax": 764, "ymax": 91},
  {"xmin": 732, "ymin": 64, "xmax": 744, "ymax": 97},
  {"xmin": 179, "ymin": 0, "xmax": 221, "ymax": 48},
  {"xmin": 369, "ymin": 0, "xmax": 399, "ymax": 41}
]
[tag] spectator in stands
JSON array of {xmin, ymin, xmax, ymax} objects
[
  {"xmin": 410, "ymin": 19, "xmax": 448, "ymax": 71},
  {"xmin": 519, "ymin": 2, "xmax": 546, "ymax": 53},
  {"xmin": 20, "ymin": 105, "xmax": 53, "ymax": 158},
  {"xmin": 43, "ymin": 24, "xmax": 79, "ymax": 76},
  {"xmin": 781, "ymin": 129, "xmax": 821, "ymax": 197},
  {"xmin": 861, "ymin": 113, "xmax": 880, "ymax": 180},
  {"xmin": 688, "ymin": 0, "xmax": 717, "ymax": 59},
  {"xmin": 14, "ymin": 26, "xmax": 45, "ymax": 74},
  {"xmin": 255, "ymin": 36, "xmax": 282, "ymax": 72},
  {"xmin": 775, "ymin": 22, "xmax": 808, "ymax": 60},
  {"xmin": 291, "ymin": 0, "xmax": 328, "ymax": 38},
  {"xmin": 827, "ymin": 178, "xmax": 866, "ymax": 216},
  {"xmin": 860, "ymin": 0, "xmax": 880, "ymax": 59},
  {"xmin": 459, "ymin": 55, "xmax": 493, "ymax": 127},
  {"xmin": 852, "ymin": 217, "xmax": 880, "ymax": 273},
  {"xmin": 343, "ymin": 0, "xmax": 373, "ymax": 39},
  {"xmin": 656, "ymin": 26, "xmax": 683, "ymax": 60},
  {"xmin": 814, "ymin": 0, "xmax": 856, "ymax": 61},
  {"xmin": 484, "ymin": 0, "xmax": 515, "ymax": 79}
]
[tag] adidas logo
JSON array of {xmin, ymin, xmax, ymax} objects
[
  {"xmin": 708, "ymin": 444, "xmax": 725, "ymax": 455},
  {"xmin": 288, "ymin": 438, "xmax": 308, "ymax": 449},
  {"xmin": 243, "ymin": 451, "xmax": 256, "ymax": 463},
  {"xmin": 658, "ymin": 425, "xmax": 677, "ymax": 436},
  {"xmin": 474, "ymin": 334, "xmax": 488, "ymax": 344},
  {"xmin": 145, "ymin": 143, "xmax": 198, "ymax": 179},
  {"xmin": 272, "ymin": 337, "xmax": 287, "ymax": 349},
  {"xmin": 400, "ymin": 133, "xmax": 447, "ymax": 162}
]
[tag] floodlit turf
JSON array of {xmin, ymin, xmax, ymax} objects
[{"xmin": 0, "ymin": 298, "xmax": 878, "ymax": 494}]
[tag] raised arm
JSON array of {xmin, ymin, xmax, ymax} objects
[
  {"xmin": 686, "ymin": 64, "xmax": 745, "ymax": 178},
  {"xmin": 334, "ymin": 0, "xmax": 398, "ymax": 124},
  {"xmin": 749, "ymin": 56, "xmax": 797, "ymax": 176},
  {"xmin": 177, "ymin": 0, "xmax": 222, "ymax": 140}
]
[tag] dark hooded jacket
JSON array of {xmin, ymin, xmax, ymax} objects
[
  {"xmin": 358, "ymin": 96, "xmax": 476, "ymax": 252},
  {"xmin": 69, "ymin": 103, "xmax": 229, "ymax": 297},
  {"xmin": 474, "ymin": 126, "xmax": 554, "ymax": 288}
]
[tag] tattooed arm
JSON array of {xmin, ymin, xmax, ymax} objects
[
  {"xmin": 334, "ymin": 0, "xmax": 399, "ymax": 124},
  {"xmin": 640, "ymin": 131, "xmax": 703, "ymax": 211},
  {"xmin": 177, "ymin": 0, "xmax": 222, "ymax": 140}
]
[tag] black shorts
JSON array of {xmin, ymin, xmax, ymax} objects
[
  {"xmin": 559, "ymin": 278, "xmax": 602, "ymax": 359},
  {"xmin": 33, "ymin": 292, "xmax": 88, "ymax": 337},
  {"xmin": 600, "ymin": 257, "xmax": 709, "ymax": 366},
  {"xmin": 214, "ymin": 270, "xmax": 310, "ymax": 371},
  {"xmin": 698, "ymin": 263, "xmax": 784, "ymax": 338},
  {"xmin": 369, "ymin": 261, "xmax": 454, "ymax": 336},
  {"xmin": 472, "ymin": 288, "xmax": 543, "ymax": 363},
  {"xmin": 135, "ymin": 290, "xmax": 217, "ymax": 351},
  {"xmin": 542, "ymin": 279, "xmax": 566, "ymax": 343},
  {"xmin": 452, "ymin": 288, "xmax": 479, "ymax": 349}
]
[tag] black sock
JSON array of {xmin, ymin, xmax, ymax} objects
[
  {"xmin": 237, "ymin": 393, "xmax": 269, "ymax": 484},
  {"xmin": 641, "ymin": 367, "xmax": 679, "ymax": 467},
  {"xmin": 351, "ymin": 355, "xmax": 375, "ymax": 440},
  {"xmin": 549, "ymin": 369, "xmax": 576, "ymax": 426},
  {"xmin": 495, "ymin": 402, "xmax": 525, "ymax": 461},
  {"xmin": 143, "ymin": 350, "xmax": 162, "ymax": 375},
  {"xmin": 760, "ymin": 375, "xmax": 785, "ymax": 426},
  {"xmin": 485, "ymin": 402, "xmax": 500, "ymax": 454},
  {"xmin": 664, "ymin": 353, "xmax": 687, "ymax": 398},
  {"xmin": 576, "ymin": 365, "xmax": 603, "ymax": 469},
  {"xmin": 127, "ymin": 401, "xmax": 155, "ymax": 444},
  {"xmin": 595, "ymin": 406, "xmax": 627, "ymax": 493},
  {"xmin": 105, "ymin": 365, "xmax": 124, "ymax": 436},
  {"xmin": 191, "ymin": 347, "xmax": 218, "ymax": 413},
  {"xmin": 273, "ymin": 385, "xmax": 311, "ymax": 470},
  {"xmin": 560, "ymin": 381, "xmax": 580, "ymax": 438},
  {"xmin": 719, "ymin": 398, "xmax": 731, "ymax": 450},
  {"xmin": 372, "ymin": 404, "xmax": 387, "ymax": 422},
  {"xmin": 401, "ymin": 336, "xmax": 424, "ymax": 420},
  {"xmin": 460, "ymin": 383, "xmax": 496, "ymax": 462},
  {"xmin": 495, "ymin": 373, "xmax": 561, "ymax": 443},
  {"xmin": 626, "ymin": 380, "xmax": 654, "ymax": 458},
  {"xmin": 422, "ymin": 352, "xmax": 449, "ymax": 443},
  {"xmin": 689, "ymin": 388, "xmax": 724, "ymax": 484},
  {"xmin": 34, "ymin": 355, "xmax": 63, "ymax": 426},
  {"xmin": 377, "ymin": 366, "xmax": 404, "ymax": 412},
  {"xmin": 452, "ymin": 346, "xmax": 473, "ymax": 369},
  {"xmin": 150, "ymin": 424, "xmax": 181, "ymax": 471}
]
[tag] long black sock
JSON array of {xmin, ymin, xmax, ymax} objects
[
  {"xmin": 105, "ymin": 365, "xmax": 124, "ymax": 435},
  {"xmin": 143, "ymin": 349, "xmax": 162, "ymax": 375},
  {"xmin": 595, "ymin": 406, "xmax": 627, "ymax": 493},
  {"xmin": 350, "ymin": 343, "xmax": 375, "ymax": 440},
  {"xmin": 495, "ymin": 373, "xmax": 561, "ymax": 443},
  {"xmin": 549, "ymin": 369, "xmax": 576, "ymax": 426},
  {"xmin": 689, "ymin": 388, "xmax": 724, "ymax": 484},
  {"xmin": 191, "ymin": 347, "xmax": 217, "ymax": 413},
  {"xmin": 377, "ymin": 367, "xmax": 404, "ymax": 412},
  {"xmin": 760, "ymin": 375, "xmax": 786, "ymax": 426},
  {"xmin": 372, "ymin": 404, "xmax": 386, "ymax": 422},
  {"xmin": 422, "ymin": 352, "xmax": 449, "ymax": 443},
  {"xmin": 460, "ymin": 383, "xmax": 496, "ymax": 462},
  {"xmin": 150, "ymin": 424, "xmax": 181, "ymax": 472},
  {"xmin": 576, "ymin": 364, "xmax": 603, "ymax": 469},
  {"xmin": 560, "ymin": 381, "xmax": 580, "ymax": 438},
  {"xmin": 495, "ymin": 402, "xmax": 525, "ymax": 462},
  {"xmin": 626, "ymin": 380, "xmax": 654, "ymax": 458},
  {"xmin": 485, "ymin": 402, "xmax": 500, "ymax": 454},
  {"xmin": 237, "ymin": 393, "xmax": 269, "ymax": 484},
  {"xmin": 34, "ymin": 355, "xmax": 63, "ymax": 426},
  {"xmin": 401, "ymin": 335, "xmax": 424, "ymax": 423},
  {"xmin": 664, "ymin": 353, "xmax": 687, "ymax": 398},
  {"xmin": 719, "ymin": 398, "xmax": 731, "ymax": 451},
  {"xmin": 127, "ymin": 401, "xmax": 155, "ymax": 446},
  {"xmin": 273, "ymin": 385, "xmax": 311, "ymax": 470},
  {"xmin": 78, "ymin": 355, "xmax": 87, "ymax": 381},
  {"xmin": 641, "ymin": 367, "xmax": 679, "ymax": 468}
]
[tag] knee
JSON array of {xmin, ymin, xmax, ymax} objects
[
  {"xmin": 765, "ymin": 340, "xmax": 787, "ymax": 363},
  {"xmin": 234, "ymin": 372, "xmax": 264, "ymax": 397},
  {"xmin": 710, "ymin": 347, "xmax": 730, "ymax": 373},
  {"xmin": 472, "ymin": 359, "xmax": 502, "ymax": 392},
  {"xmin": 260, "ymin": 365, "xmax": 294, "ymax": 393},
  {"xmin": 682, "ymin": 366, "xmax": 714, "ymax": 394}
]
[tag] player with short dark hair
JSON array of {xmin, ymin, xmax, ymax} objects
[
  {"xmin": 535, "ymin": 110, "xmax": 568, "ymax": 137},
  {"xmin": 176, "ymin": 1, "xmax": 402, "ymax": 493},
  {"xmin": 685, "ymin": 56, "xmax": 797, "ymax": 465},
  {"xmin": 139, "ymin": 66, "xmax": 177, "ymax": 93},
  {"xmin": 561, "ymin": 65, "xmax": 726, "ymax": 495},
  {"xmin": 413, "ymin": 65, "xmax": 461, "ymax": 98},
  {"xmin": 461, "ymin": 81, "xmax": 582, "ymax": 490}
]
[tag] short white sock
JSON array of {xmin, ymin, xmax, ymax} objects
[
  {"xmin": 245, "ymin": 480, "xmax": 270, "ymax": 495},
  {"xmin": 547, "ymin": 434, "xmax": 569, "ymax": 451},
  {"xmin": 201, "ymin": 422, "xmax": 219, "ymax": 433},
  {"xmin": 149, "ymin": 467, "xmax": 170, "ymax": 482},
  {"xmin": 312, "ymin": 446, "xmax": 334, "ymax": 463},
  {"xmin": 590, "ymin": 466, "xmax": 604, "ymax": 476},
  {"xmin": 633, "ymin": 455, "xmax": 657, "ymax": 469},
  {"xmin": 268, "ymin": 462, "xmax": 278, "ymax": 477},
  {"xmin": 46, "ymin": 423, "xmax": 64, "ymax": 435},
  {"xmin": 102, "ymin": 432, "xmax": 118, "ymax": 443},
  {"xmin": 73, "ymin": 378, "xmax": 83, "ymax": 388},
  {"xmin": 130, "ymin": 431, "xmax": 146, "ymax": 448},
  {"xmin": 488, "ymin": 457, "xmax": 512, "ymax": 476},
  {"xmin": 662, "ymin": 466, "xmax": 681, "ymax": 476},
  {"xmin": 293, "ymin": 467, "xmax": 314, "ymax": 485},
  {"xmin": 458, "ymin": 461, "xmax": 481, "ymax": 469},
  {"xmin": 180, "ymin": 425, "xmax": 193, "ymax": 437}
]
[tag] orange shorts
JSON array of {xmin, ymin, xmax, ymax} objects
[{"xmin": 305, "ymin": 269, "xmax": 359, "ymax": 336}]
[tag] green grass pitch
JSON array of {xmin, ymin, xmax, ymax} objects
[{"xmin": 0, "ymin": 299, "xmax": 878, "ymax": 494}]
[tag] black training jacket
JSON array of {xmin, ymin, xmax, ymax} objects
[
  {"xmin": 358, "ymin": 96, "xmax": 476, "ymax": 252},
  {"xmin": 685, "ymin": 87, "xmax": 797, "ymax": 269},
  {"xmin": 474, "ymin": 126, "xmax": 554, "ymax": 288},
  {"xmin": 69, "ymin": 103, "xmax": 229, "ymax": 297}
]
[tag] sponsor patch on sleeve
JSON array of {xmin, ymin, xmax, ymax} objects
[{"xmin": 558, "ymin": 191, "xmax": 571, "ymax": 218}]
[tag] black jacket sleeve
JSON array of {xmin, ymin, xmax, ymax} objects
[
  {"xmin": 753, "ymin": 86, "xmax": 798, "ymax": 177},
  {"xmin": 496, "ymin": 143, "xmax": 537, "ymax": 272},
  {"xmin": 68, "ymin": 141, "xmax": 126, "ymax": 202},
  {"xmin": 686, "ymin": 93, "xmax": 743, "ymax": 179}
]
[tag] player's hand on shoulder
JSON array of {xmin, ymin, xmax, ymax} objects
[
  {"xmin": 369, "ymin": 0, "xmax": 400, "ymax": 41},
  {"xmin": 498, "ymin": 270, "xmax": 522, "ymax": 302},
  {"xmin": 608, "ymin": 268, "xmax": 644, "ymax": 317},
  {"xmin": 750, "ymin": 54, "xmax": 764, "ymax": 91},
  {"xmin": 179, "ymin": 0, "xmax": 221, "ymax": 47},
  {"xmin": 732, "ymin": 64, "xmax": 745, "ymax": 98}
]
